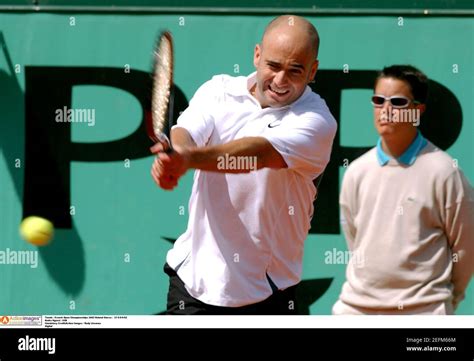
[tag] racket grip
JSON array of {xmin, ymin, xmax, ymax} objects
[{"xmin": 155, "ymin": 132, "xmax": 173, "ymax": 153}]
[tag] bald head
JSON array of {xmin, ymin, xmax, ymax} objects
[
  {"xmin": 262, "ymin": 15, "xmax": 320, "ymax": 59},
  {"xmin": 252, "ymin": 15, "xmax": 320, "ymax": 108}
]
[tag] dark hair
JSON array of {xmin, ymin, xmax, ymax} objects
[{"xmin": 376, "ymin": 65, "xmax": 428, "ymax": 103}]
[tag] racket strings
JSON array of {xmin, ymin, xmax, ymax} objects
[{"xmin": 151, "ymin": 35, "xmax": 173, "ymax": 137}]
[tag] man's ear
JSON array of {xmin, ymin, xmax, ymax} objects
[
  {"xmin": 308, "ymin": 60, "xmax": 319, "ymax": 83},
  {"xmin": 253, "ymin": 44, "xmax": 261, "ymax": 68}
]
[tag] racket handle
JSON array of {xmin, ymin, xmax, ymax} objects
[{"xmin": 155, "ymin": 132, "xmax": 173, "ymax": 153}]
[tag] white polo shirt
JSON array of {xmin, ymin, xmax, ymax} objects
[{"xmin": 167, "ymin": 72, "xmax": 337, "ymax": 307}]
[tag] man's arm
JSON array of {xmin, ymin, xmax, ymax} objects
[
  {"xmin": 154, "ymin": 128, "xmax": 287, "ymax": 173},
  {"xmin": 443, "ymin": 171, "xmax": 474, "ymax": 309},
  {"xmin": 150, "ymin": 127, "xmax": 287, "ymax": 190},
  {"xmin": 339, "ymin": 171, "xmax": 357, "ymax": 251},
  {"xmin": 448, "ymin": 198, "xmax": 474, "ymax": 309},
  {"xmin": 171, "ymin": 126, "xmax": 197, "ymax": 151},
  {"xmin": 185, "ymin": 136, "xmax": 287, "ymax": 172}
]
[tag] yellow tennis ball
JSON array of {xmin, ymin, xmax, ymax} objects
[{"xmin": 19, "ymin": 216, "xmax": 54, "ymax": 246}]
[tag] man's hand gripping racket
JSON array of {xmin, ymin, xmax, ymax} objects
[{"xmin": 148, "ymin": 31, "xmax": 187, "ymax": 190}]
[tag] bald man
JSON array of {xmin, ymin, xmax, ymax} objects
[{"xmin": 151, "ymin": 15, "xmax": 337, "ymax": 315}]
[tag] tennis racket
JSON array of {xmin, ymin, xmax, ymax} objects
[{"xmin": 146, "ymin": 31, "xmax": 174, "ymax": 152}]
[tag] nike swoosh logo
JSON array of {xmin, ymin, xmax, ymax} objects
[{"xmin": 268, "ymin": 121, "xmax": 281, "ymax": 128}]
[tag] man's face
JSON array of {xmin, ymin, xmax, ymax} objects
[
  {"xmin": 253, "ymin": 33, "xmax": 318, "ymax": 108},
  {"xmin": 373, "ymin": 77, "xmax": 424, "ymax": 138}
]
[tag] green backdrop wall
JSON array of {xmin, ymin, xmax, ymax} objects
[{"xmin": 0, "ymin": 10, "xmax": 472, "ymax": 315}]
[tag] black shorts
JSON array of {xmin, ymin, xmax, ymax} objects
[{"xmin": 164, "ymin": 263, "xmax": 298, "ymax": 315}]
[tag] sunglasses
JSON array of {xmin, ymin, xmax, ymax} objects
[{"xmin": 371, "ymin": 95, "xmax": 420, "ymax": 109}]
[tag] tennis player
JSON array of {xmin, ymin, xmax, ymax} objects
[
  {"xmin": 333, "ymin": 65, "xmax": 474, "ymax": 315},
  {"xmin": 150, "ymin": 15, "xmax": 337, "ymax": 314}
]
